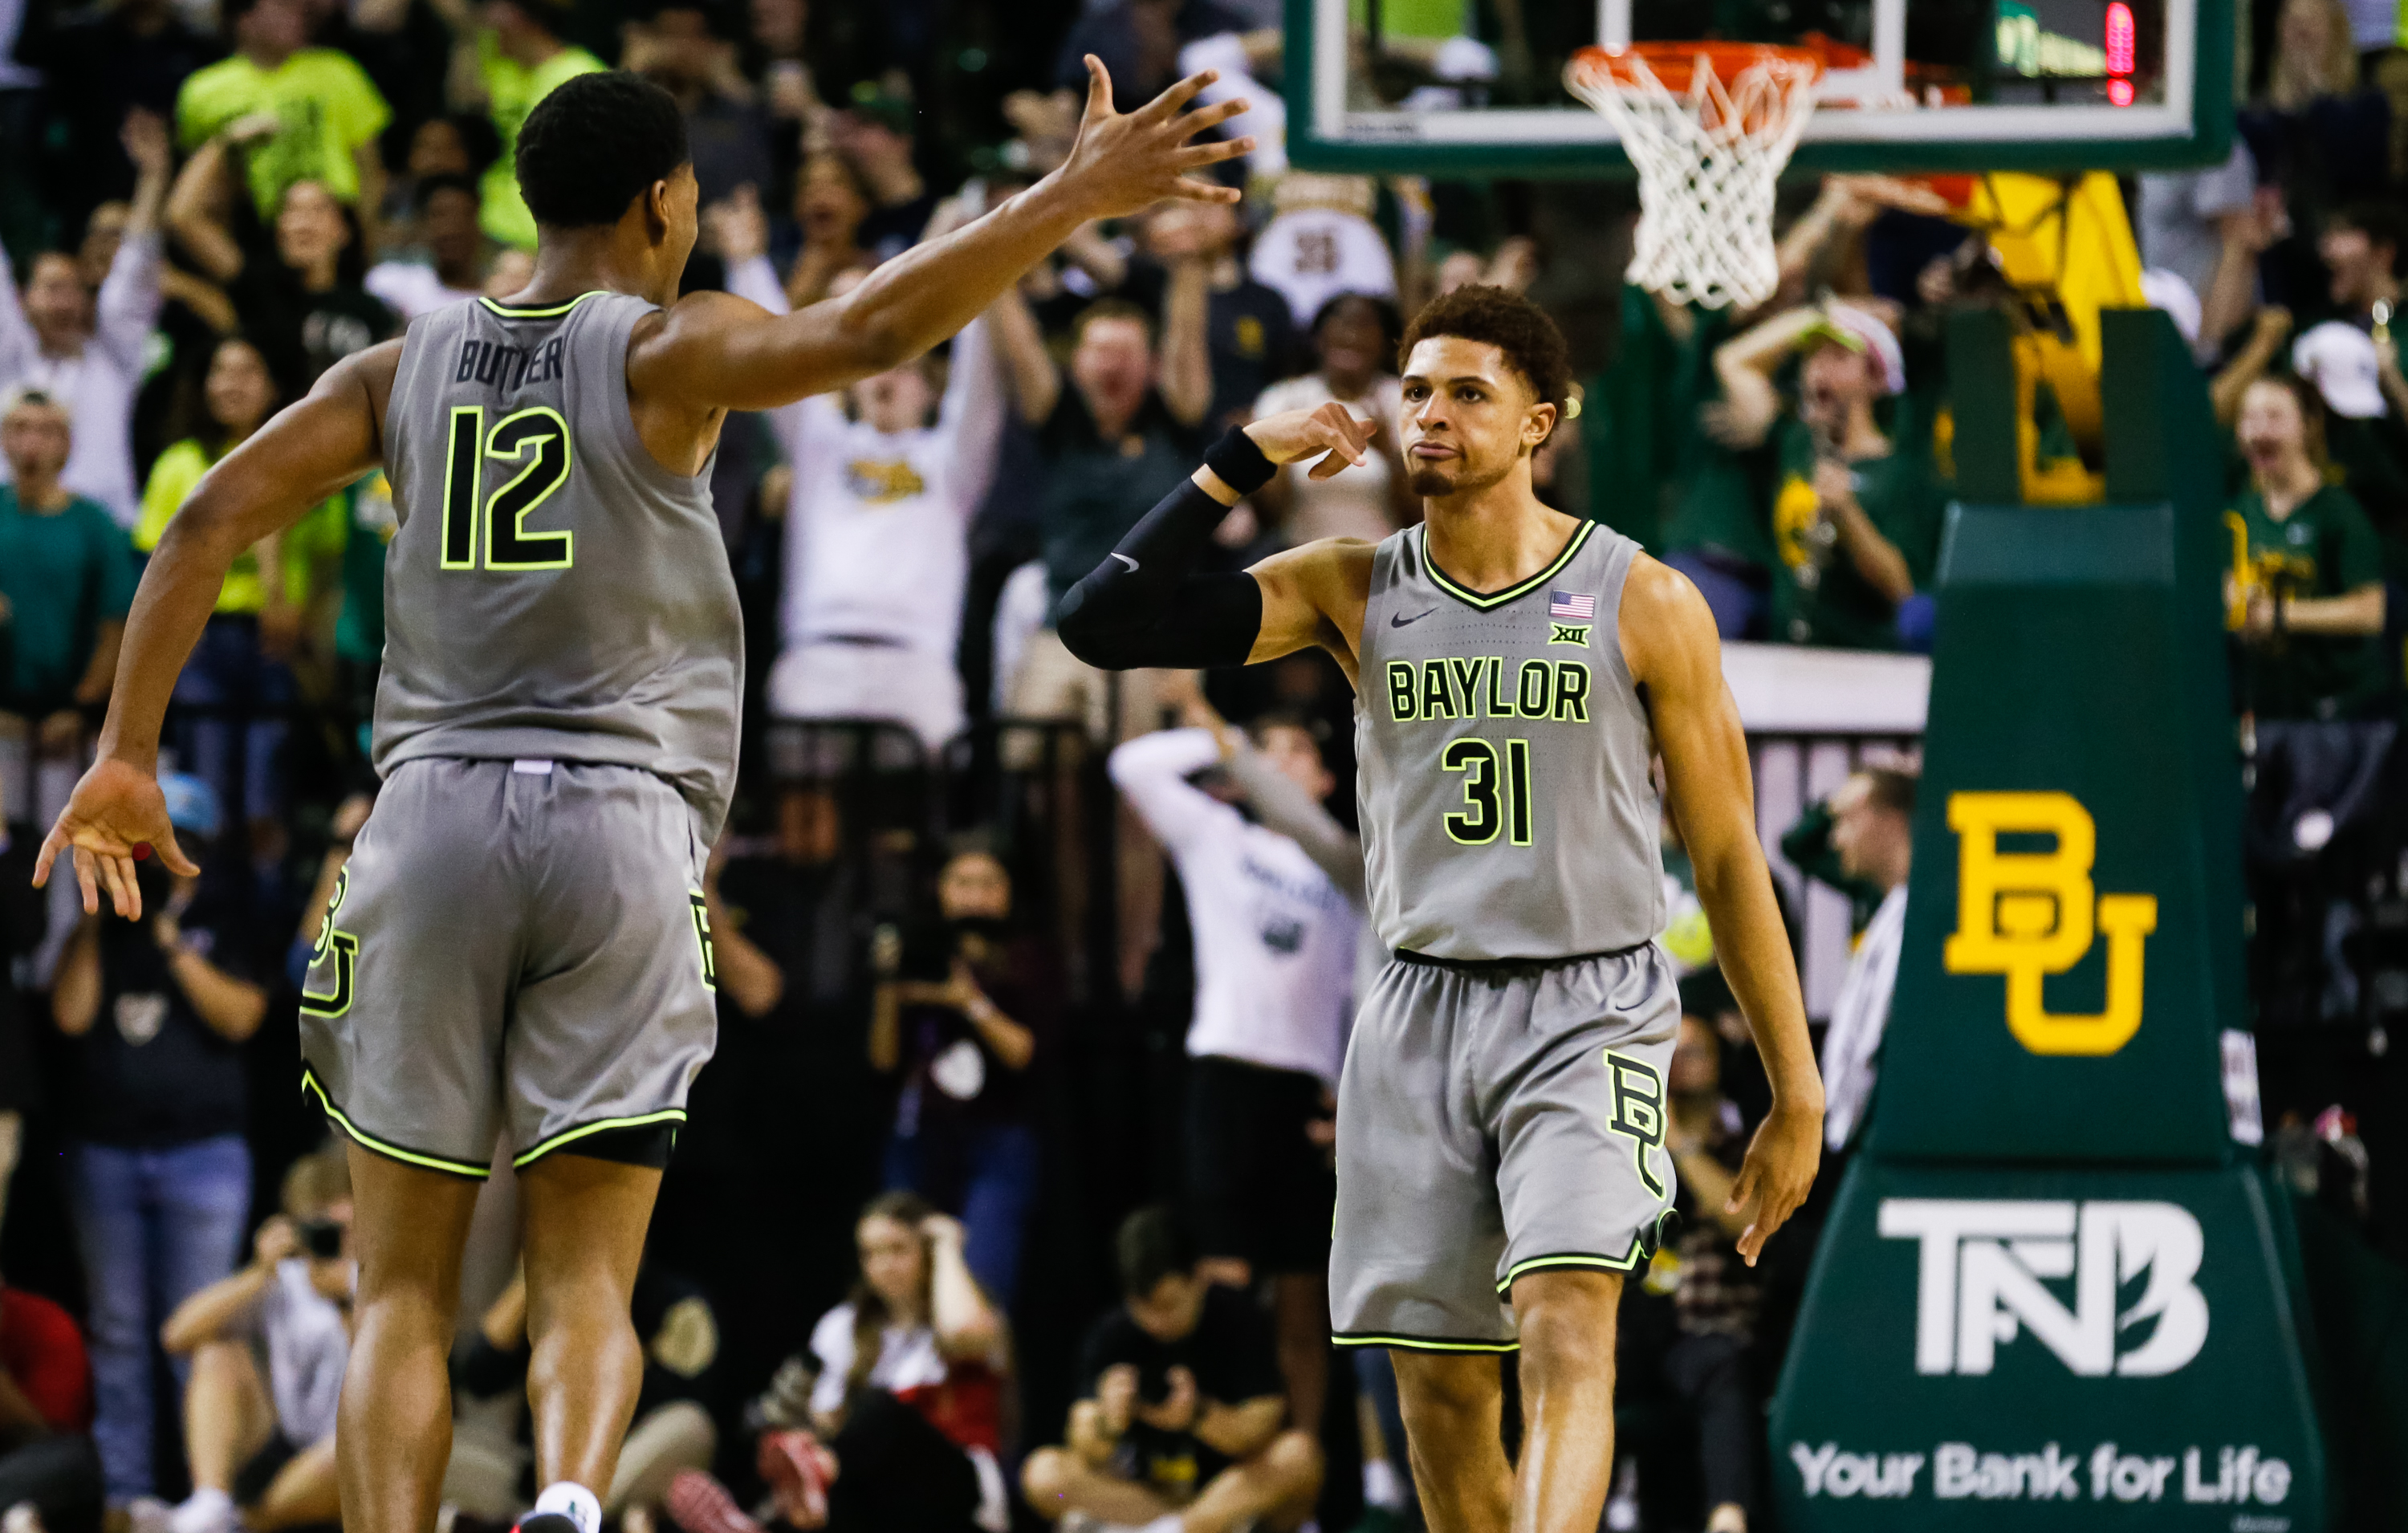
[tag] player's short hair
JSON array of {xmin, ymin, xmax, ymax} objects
[
  {"xmin": 2328, "ymin": 200, "xmax": 2406, "ymax": 268},
  {"xmin": 1071, "ymin": 298, "xmax": 1156, "ymax": 351},
  {"xmin": 516, "ymin": 71, "xmax": 691, "ymax": 231},
  {"xmin": 1859, "ymin": 766, "xmax": 1919, "ymax": 819},
  {"xmin": 1399, "ymin": 284, "xmax": 1574, "ymax": 439},
  {"xmin": 1116, "ymin": 1205, "xmax": 1198, "ymax": 1297}
]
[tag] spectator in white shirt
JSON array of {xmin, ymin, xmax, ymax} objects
[
  {"xmin": 363, "ymin": 173, "xmax": 490, "ymax": 319},
  {"xmin": 0, "ymin": 108, "xmax": 170, "ymax": 529},
  {"xmin": 157, "ymin": 1146, "xmax": 352, "ymax": 1533},
  {"xmin": 1247, "ymin": 173, "xmax": 1397, "ymax": 331},
  {"xmin": 667, "ymin": 1192, "xmax": 1013, "ymax": 1533},
  {"xmin": 1108, "ymin": 706, "xmax": 1359, "ymax": 1435},
  {"xmin": 2135, "ymin": 144, "xmax": 2266, "ymax": 364},
  {"xmin": 1816, "ymin": 767, "xmax": 1917, "ymax": 1153},
  {"xmin": 719, "ymin": 204, "xmax": 1008, "ymax": 756}
]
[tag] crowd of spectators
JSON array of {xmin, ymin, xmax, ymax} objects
[{"xmin": 0, "ymin": 2, "xmax": 2403, "ymax": 1532}]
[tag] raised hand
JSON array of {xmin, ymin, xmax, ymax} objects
[
  {"xmin": 704, "ymin": 184, "xmax": 770, "ymax": 266},
  {"xmin": 1243, "ymin": 401, "xmax": 1378, "ymax": 479},
  {"xmin": 121, "ymin": 108, "xmax": 173, "ymax": 178},
  {"xmin": 1056, "ymin": 57, "xmax": 1253, "ymax": 220},
  {"xmin": 33, "ymin": 756, "xmax": 199, "ymax": 920}
]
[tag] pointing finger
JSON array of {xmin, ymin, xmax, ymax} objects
[{"xmin": 32, "ymin": 827, "xmax": 61, "ymax": 889}]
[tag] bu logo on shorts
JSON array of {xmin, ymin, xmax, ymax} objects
[{"xmin": 1603, "ymin": 1049, "xmax": 1667, "ymax": 1198}]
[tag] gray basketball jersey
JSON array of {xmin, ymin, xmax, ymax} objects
[
  {"xmin": 1356, "ymin": 519, "xmax": 1665, "ymax": 961},
  {"xmin": 374, "ymin": 291, "xmax": 743, "ymax": 839}
]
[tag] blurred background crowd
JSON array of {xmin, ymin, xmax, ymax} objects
[{"xmin": 1, "ymin": 0, "xmax": 2406, "ymax": 1531}]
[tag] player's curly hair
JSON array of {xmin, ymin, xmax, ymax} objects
[
  {"xmin": 516, "ymin": 71, "xmax": 691, "ymax": 231},
  {"xmin": 1398, "ymin": 284, "xmax": 1574, "ymax": 439}
]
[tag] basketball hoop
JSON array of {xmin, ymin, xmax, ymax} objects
[{"xmin": 1566, "ymin": 43, "xmax": 1824, "ymax": 311}]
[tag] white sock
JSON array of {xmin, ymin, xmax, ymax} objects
[
  {"xmin": 533, "ymin": 1482, "xmax": 603, "ymax": 1533},
  {"xmin": 169, "ymin": 1486, "xmax": 233, "ymax": 1533}
]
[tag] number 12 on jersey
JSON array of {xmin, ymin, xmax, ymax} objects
[
  {"xmin": 441, "ymin": 405, "xmax": 575, "ymax": 571},
  {"xmin": 1443, "ymin": 737, "xmax": 1533, "ymax": 846}
]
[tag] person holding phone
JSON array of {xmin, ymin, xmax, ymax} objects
[
  {"xmin": 48, "ymin": 773, "xmax": 263, "ymax": 1512},
  {"xmin": 157, "ymin": 1145, "xmax": 356, "ymax": 1533}
]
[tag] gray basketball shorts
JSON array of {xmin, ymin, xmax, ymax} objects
[
  {"xmin": 1330, "ymin": 941, "xmax": 1681, "ymax": 1351},
  {"xmin": 298, "ymin": 756, "xmax": 718, "ymax": 1179}
]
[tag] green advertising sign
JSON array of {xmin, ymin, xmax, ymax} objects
[
  {"xmin": 1771, "ymin": 312, "xmax": 2326, "ymax": 1530},
  {"xmin": 1868, "ymin": 499, "xmax": 2250, "ymax": 1165},
  {"xmin": 1771, "ymin": 1162, "xmax": 2325, "ymax": 1530}
]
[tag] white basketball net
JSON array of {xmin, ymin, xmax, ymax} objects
[{"xmin": 1567, "ymin": 49, "xmax": 1821, "ymax": 311}]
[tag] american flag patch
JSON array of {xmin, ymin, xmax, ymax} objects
[{"xmin": 1548, "ymin": 590, "xmax": 1597, "ymax": 620}]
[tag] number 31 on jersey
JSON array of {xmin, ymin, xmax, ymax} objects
[
  {"xmin": 1444, "ymin": 737, "xmax": 1534, "ymax": 847},
  {"xmin": 441, "ymin": 405, "xmax": 574, "ymax": 571}
]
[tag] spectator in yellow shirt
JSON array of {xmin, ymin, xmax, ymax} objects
[
  {"xmin": 173, "ymin": 0, "xmax": 391, "ymax": 250},
  {"xmin": 135, "ymin": 335, "xmax": 344, "ymax": 865}
]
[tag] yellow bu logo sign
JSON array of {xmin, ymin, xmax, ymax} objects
[{"xmin": 1942, "ymin": 792, "xmax": 2160, "ymax": 1056}]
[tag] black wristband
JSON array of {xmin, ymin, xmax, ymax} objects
[{"xmin": 1202, "ymin": 426, "xmax": 1277, "ymax": 498}]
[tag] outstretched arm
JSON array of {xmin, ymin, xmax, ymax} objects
[
  {"xmin": 1707, "ymin": 305, "xmax": 1822, "ymax": 449},
  {"xmin": 627, "ymin": 59, "xmax": 1252, "ymax": 413},
  {"xmin": 1621, "ymin": 556, "xmax": 1822, "ymax": 1264},
  {"xmin": 36, "ymin": 344, "xmax": 397, "ymax": 917},
  {"xmin": 1055, "ymin": 404, "xmax": 1377, "ymax": 674}
]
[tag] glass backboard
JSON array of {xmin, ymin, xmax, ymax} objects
[{"xmin": 1285, "ymin": 0, "xmax": 2233, "ymax": 175}]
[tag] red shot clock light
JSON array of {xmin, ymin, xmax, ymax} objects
[{"xmin": 2105, "ymin": 2, "xmax": 2136, "ymax": 105}]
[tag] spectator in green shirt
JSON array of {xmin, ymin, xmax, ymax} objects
[
  {"xmin": 0, "ymin": 388, "xmax": 133, "ymax": 744},
  {"xmin": 1600, "ymin": 288, "xmax": 1774, "ymax": 636},
  {"xmin": 2228, "ymin": 374, "xmax": 2390, "ymax": 720},
  {"xmin": 1710, "ymin": 301, "xmax": 1942, "ymax": 650},
  {"xmin": 425, "ymin": 0, "xmax": 604, "ymax": 250},
  {"xmin": 173, "ymin": 0, "xmax": 391, "ymax": 246}
]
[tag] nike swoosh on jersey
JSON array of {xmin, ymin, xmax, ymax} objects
[
  {"xmin": 1109, "ymin": 552, "xmax": 1140, "ymax": 572},
  {"xmin": 1389, "ymin": 608, "xmax": 1438, "ymax": 628}
]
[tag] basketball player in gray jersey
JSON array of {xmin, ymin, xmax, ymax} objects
[
  {"xmin": 36, "ymin": 65, "xmax": 1252, "ymax": 1533},
  {"xmin": 1052, "ymin": 285, "xmax": 1822, "ymax": 1533}
]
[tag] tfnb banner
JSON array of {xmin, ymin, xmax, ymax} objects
[
  {"xmin": 1771, "ymin": 315, "xmax": 2327, "ymax": 1532},
  {"xmin": 1770, "ymin": 1163, "xmax": 2323, "ymax": 1529}
]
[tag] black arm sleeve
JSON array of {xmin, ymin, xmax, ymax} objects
[{"xmin": 1056, "ymin": 472, "xmax": 1267, "ymax": 670}]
